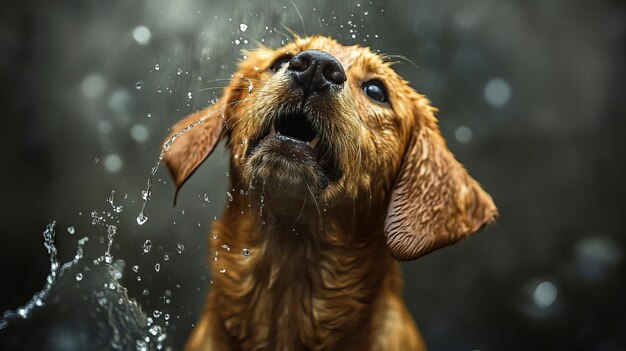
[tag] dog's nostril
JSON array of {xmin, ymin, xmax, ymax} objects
[
  {"xmin": 288, "ymin": 50, "xmax": 346, "ymax": 95},
  {"xmin": 324, "ymin": 65, "xmax": 346, "ymax": 85},
  {"xmin": 288, "ymin": 57, "xmax": 308, "ymax": 72}
]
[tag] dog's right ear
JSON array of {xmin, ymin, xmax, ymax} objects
[{"xmin": 162, "ymin": 95, "xmax": 231, "ymax": 204}]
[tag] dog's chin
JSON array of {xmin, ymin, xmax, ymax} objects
[{"xmin": 245, "ymin": 136, "xmax": 327, "ymax": 196}]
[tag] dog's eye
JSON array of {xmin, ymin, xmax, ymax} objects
[
  {"xmin": 362, "ymin": 81, "xmax": 387, "ymax": 103},
  {"xmin": 269, "ymin": 55, "xmax": 292, "ymax": 73}
]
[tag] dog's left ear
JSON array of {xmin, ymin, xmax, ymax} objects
[
  {"xmin": 162, "ymin": 93, "xmax": 232, "ymax": 204},
  {"xmin": 384, "ymin": 108, "xmax": 497, "ymax": 261}
]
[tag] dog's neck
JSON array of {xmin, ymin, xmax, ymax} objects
[{"xmin": 211, "ymin": 184, "xmax": 400, "ymax": 349}]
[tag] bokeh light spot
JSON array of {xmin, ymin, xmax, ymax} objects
[
  {"xmin": 455, "ymin": 126, "xmax": 473, "ymax": 143},
  {"xmin": 107, "ymin": 89, "xmax": 131, "ymax": 114},
  {"xmin": 484, "ymin": 77, "xmax": 511, "ymax": 107},
  {"xmin": 132, "ymin": 26, "xmax": 151, "ymax": 45},
  {"xmin": 533, "ymin": 281, "xmax": 558, "ymax": 309},
  {"xmin": 81, "ymin": 73, "xmax": 106, "ymax": 99},
  {"xmin": 131, "ymin": 124, "xmax": 149, "ymax": 143},
  {"xmin": 103, "ymin": 154, "xmax": 123, "ymax": 173},
  {"xmin": 98, "ymin": 121, "xmax": 112, "ymax": 134}
]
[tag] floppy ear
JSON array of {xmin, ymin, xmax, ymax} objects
[
  {"xmin": 384, "ymin": 114, "xmax": 497, "ymax": 261},
  {"xmin": 162, "ymin": 96, "xmax": 230, "ymax": 203}
]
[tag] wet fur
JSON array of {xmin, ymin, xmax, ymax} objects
[{"xmin": 163, "ymin": 36, "xmax": 497, "ymax": 351}]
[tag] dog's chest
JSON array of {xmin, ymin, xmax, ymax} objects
[{"xmin": 220, "ymin": 240, "xmax": 378, "ymax": 351}]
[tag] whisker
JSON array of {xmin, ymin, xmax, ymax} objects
[
  {"xmin": 288, "ymin": 0, "xmax": 306, "ymax": 37},
  {"xmin": 275, "ymin": 29, "xmax": 293, "ymax": 43},
  {"xmin": 292, "ymin": 178, "xmax": 308, "ymax": 225},
  {"xmin": 303, "ymin": 176, "xmax": 321, "ymax": 218},
  {"xmin": 197, "ymin": 86, "xmax": 252, "ymax": 92},
  {"xmin": 382, "ymin": 54, "xmax": 420, "ymax": 70},
  {"xmin": 202, "ymin": 77, "xmax": 265, "ymax": 84}
]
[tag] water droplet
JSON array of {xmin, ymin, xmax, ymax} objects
[
  {"xmin": 143, "ymin": 240, "xmax": 152, "ymax": 253},
  {"xmin": 177, "ymin": 68, "xmax": 183, "ymax": 75},
  {"xmin": 221, "ymin": 244, "xmax": 231, "ymax": 251},
  {"xmin": 164, "ymin": 289, "xmax": 171, "ymax": 297},
  {"xmin": 177, "ymin": 243, "xmax": 185, "ymax": 254},
  {"xmin": 137, "ymin": 212, "xmax": 148, "ymax": 225},
  {"xmin": 153, "ymin": 310, "xmax": 162, "ymax": 318},
  {"xmin": 132, "ymin": 265, "xmax": 139, "ymax": 273},
  {"xmin": 142, "ymin": 288, "xmax": 150, "ymax": 296},
  {"xmin": 147, "ymin": 113, "xmax": 152, "ymax": 118},
  {"xmin": 17, "ymin": 308, "xmax": 27, "ymax": 318},
  {"xmin": 141, "ymin": 189, "xmax": 152, "ymax": 201},
  {"xmin": 154, "ymin": 64, "xmax": 160, "ymax": 71},
  {"xmin": 239, "ymin": 23, "xmax": 248, "ymax": 32},
  {"xmin": 67, "ymin": 226, "xmax": 75, "ymax": 235},
  {"xmin": 226, "ymin": 192, "xmax": 233, "ymax": 202},
  {"xmin": 242, "ymin": 248, "xmax": 250, "ymax": 257},
  {"xmin": 164, "ymin": 254, "xmax": 170, "ymax": 261},
  {"xmin": 135, "ymin": 81, "xmax": 143, "ymax": 90},
  {"xmin": 136, "ymin": 340, "xmax": 147, "ymax": 351},
  {"xmin": 234, "ymin": 39, "xmax": 241, "ymax": 45},
  {"xmin": 219, "ymin": 268, "xmax": 226, "ymax": 274},
  {"xmin": 104, "ymin": 253, "xmax": 113, "ymax": 264},
  {"xmin": 154, "ymin": 263, "xmax": 161, "ymax": 272},
  {"xmin": 187, "ymin": 91, "xmax": 192, "ymax": 99},
  {"xmin": 75, "ymin": 273, "xmax": 83, "ymax": 281}
]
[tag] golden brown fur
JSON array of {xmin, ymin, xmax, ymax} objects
[{"xmin": 163, "ymin": 36, "xmax": 497, "ymax": 351}]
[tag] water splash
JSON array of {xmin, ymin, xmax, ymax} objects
[
  {"xmin": 0, "ymin": 222, "xmax": 89, "ymax": 329},
  {"xmin": 1, "ymin": 190, "xmax": 170, "ymax": 350}
]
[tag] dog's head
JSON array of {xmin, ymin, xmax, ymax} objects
[{"xmin": 163, "ymin": 36, "xmax": 497, "ymax": 260}]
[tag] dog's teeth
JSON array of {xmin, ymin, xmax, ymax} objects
[{"xmin": 307, "ymin": 135, "xmax": 320, "ymax": 149}]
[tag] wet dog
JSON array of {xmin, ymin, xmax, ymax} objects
[{"xmin": 163, "ymin": 36, "xmax": 497, "ymax": 351}]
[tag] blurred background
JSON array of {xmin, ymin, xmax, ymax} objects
[{"xmin": 1, "ymin": 0, "xmax": 624, "ymax": 350}]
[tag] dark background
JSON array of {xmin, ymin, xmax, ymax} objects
[{"xmin": 1, "ymin": 0, "xmax": 625, "ymax": 350}]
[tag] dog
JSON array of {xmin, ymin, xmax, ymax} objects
[{"xmin": 163, "ymin": 36, "xmax": 497, "ymax": 351}]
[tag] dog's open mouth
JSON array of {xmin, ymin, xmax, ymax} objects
[{"xmin": 246, "ymin": 111, "xmax": 341, "ymax": 183}]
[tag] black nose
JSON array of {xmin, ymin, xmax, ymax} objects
[{"xmin": 287, "ymin": 50, "xmax": 346, "ymax": 95}]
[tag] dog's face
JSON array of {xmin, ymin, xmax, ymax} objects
[
  {"xmin": 163, "ymin": 36, "xmax": 497, "ymax": 260},
  {"xmin": 227, "ymin": 37, "xmax": 421, "ymax": 204}
]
